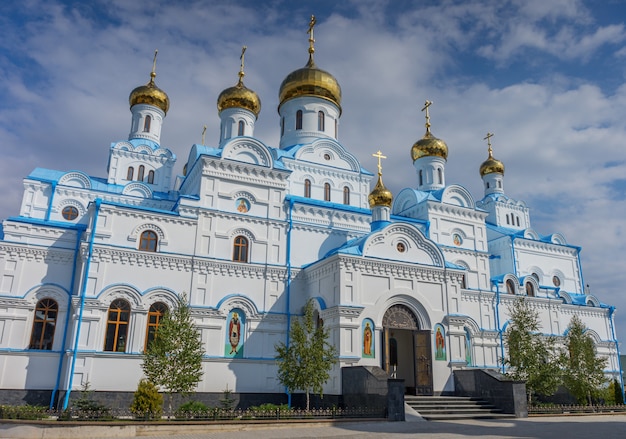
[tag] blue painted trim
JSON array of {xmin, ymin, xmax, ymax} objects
[
  {"xmin": 575, "ymin": 247, "xmax": 586, "ymax": 294},
  {"xmin": 285, "ymin": 198, "xmax": 294, "ymax": 407},
  {"xmin": 493, "ymin": 281, "xmax": 505, "ymax": 374},
  {"xmin": 608, "ymin": 306, "xmax": 625, "ymax": 401},
  {"xmin": 50, "ymin": 228, "xmax": 82, "ymax": 409},
  {"xmin": 510, "ymin": 236, "xmax": 517, "ymax": 277},
  {"xmin": 63, "ymin": 198, "xmax": 101, "ymax": 409}
]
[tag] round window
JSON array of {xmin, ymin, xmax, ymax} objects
[
  {"xmin": 552, "ymin": 276, "xmax": 561, "ymax": 287},
  {"xmin": 397, "ymin": 243, "xmax": 406, "ymax": 253},
  {"xmin": 62, "ymin": 206, "xmax": 79, "ymax": 220}
]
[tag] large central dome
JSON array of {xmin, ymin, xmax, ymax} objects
[{"xmin": 278, "ymin": 57, "xmax": 342, "ymax": 111}]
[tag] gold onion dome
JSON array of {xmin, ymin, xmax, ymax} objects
[
  {"xmin": 410, "ymin": 100, "xmax": 448, "ymax": 161},
  {"xmin": 278, "ymin": 15, "xmax": 342, "ymax": 112},
  {"xmin": 129, "ymin": 51, "xmax": 170, "ymax": 115},
  {"xmin": 368, "ymin": 175, "xmax": 393, "ymax": 208},
  {"xmin": 479, "ymin": 134, "xmax": 505, "ymax": 176},
  {"xmin": 217, "ymin": 46, "xmax": 261, "ymax": 118}
]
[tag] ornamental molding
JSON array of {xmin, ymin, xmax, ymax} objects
[
  {"xmin": 202, "ymin": 158, "xmax": 289, "ymax": 187},
  {"xmin": 425, "ymin": 201, "xmax": 488, "ymax": 221},
  {"xmin": 322, "ymin": 305, "xmax": 364, "ymax": 319},
  {"xmin": 0, "ymin": 244, "xmax": 74, "ymax": 264},
  {"xmin": 333, "ymin": 256, "xmax": 447, "ymax": 282}
]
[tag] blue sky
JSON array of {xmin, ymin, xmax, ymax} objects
[{"xmin": 2, "ymin": 0, "xmax": 626, "ymax": 342}]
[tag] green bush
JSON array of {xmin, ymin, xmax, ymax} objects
[
  {"xmin": 175, "ymin": 400, "xmax": 211, "ymax": 419},
  {"xmin": 0, "ymin": 404, "xmax": 48, "ymax": 420},
  {"xmin": 130, "ymin": 379, "xmax": 163, "ymax": 420},
  {"xmin": 249, "ymin": 403, "xmax": 291, "ymax": 412}
]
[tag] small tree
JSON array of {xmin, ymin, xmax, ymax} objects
[
  {"xmin": 275, "ymin": 299, "xmax": 337, "ymax": 411},
  {"xmin": 130, "ymin": 379, "xmax": 163, "ymax": 419},
  {"xmin": 561, "ymin": 315, "xmax": 607, "ymax": 405},
  {"xmin": 142, "ymin": 293, "xmax": 205, "ymax": 416},
  {"xmin": 504, "ymin": 297, "xmax": 561, "ymax": 404}
]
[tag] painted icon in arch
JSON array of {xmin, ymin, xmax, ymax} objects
[
  {"xmin": 434, "ymin": 323, "xmax": 446, "ymax": 361},
  {"xmin": 236, "ymin": 198, "xmax": 250, "ymax": 213},
  {"xmin": 453, "ymin": 233, "xmax": 462, "ymax": 246},
  {"xmin": 362, "ymin": 318, "xmax": 375, "ymax": 358},
  {"xmin": 225, "ymin": 309, "xmax": 245, "ymax": 358}
]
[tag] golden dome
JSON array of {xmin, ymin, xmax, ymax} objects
[
  {"xmin": 279, "ymin": 58, "xmax": 342, "ymax": 111},
  {"xmin": 217, "ymin": 46, "xmax": 261, "ymax": 118},
  {"xmin": 479, "ymin": 149, "xmax": 505, "ymax": 176},
  {"xmin": 368, "ymin": 174, "xmax": 393, "ymax": 208},
  {"xmin": 217, "ymin": 81, "xmax": 261, "ymax": 118},
  {"xmin": 411, "ymin": 131, "xmax": 448, "ymax": 161},
  {"xmin": 129, "ymin": 51, "xmax": 170, "ymax": 115}
]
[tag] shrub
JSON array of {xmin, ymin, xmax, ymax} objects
[
  {"xmin": 249, "ymin": 403, "xmax": 291, "ymax": 412},
  {"xmin": 175, "ymin": 400, "xmax": 210, "ymax": 419},
  {"xmin": 130, "ymin": 379, "xmax": 163, "ymax": 420},
  {"xmin": 0, "ymin": 404, "xmax": 48, "ymax": 420}
]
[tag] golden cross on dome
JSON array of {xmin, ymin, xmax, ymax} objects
[
  {"xmin": 421, "ymin": 100, "xmax": 433, "ymax": 133},
  {"xmin": 372, "ymin": 150, "xmax": 387, "ymax": 175},
  {"xmin": 484, "ymin": 132, "xmax": 494, "ymax": 157},
  {"xmin": 150, "ymin": 49, "xmax": 158, "ymax": 82},
  {"xmin": 307, "ymin": 15, "xmax": 317, "ymax": 64},
  {"xmin": 238, "ymin": 46, "xmax": 247, "ymax": 84},
  {"xmin": 201, "ymin": 125, "xmax": 207, "ymax": 145}
]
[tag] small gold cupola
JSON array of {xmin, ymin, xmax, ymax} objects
[
  {"xmin": 129, "ymin": 50, "xmax": 170, "ymax": 115},
  {"xmin": 368, "ymin": 150, "xmax": 393, "ymax": 208},
  {"xmin": 479, "ymin": 132, "xmax": 505, "ymax": 177},
  {"xmin": 411, "ymin": 100, "xmax": 448, "ymax": 161},
  {"xmin": 278, "ymin": 15, "xmax": 342, "ymax": 112},
  {"xmin": 217, "ymin": 46, "xmax": 261, "ymax": 118}
]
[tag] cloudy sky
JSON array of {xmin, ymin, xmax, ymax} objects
[{"xmin": 2, "ymin": 0, "xmax": 626, "ymax": 341}]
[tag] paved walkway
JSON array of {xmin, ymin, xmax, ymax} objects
[
  {"xmin": 3, "ymin": 415, "xmax": 626, "ymax": 439},
  {"xmin": 105, "ymin": 414, "xmax": 626, "ymax": 439}
]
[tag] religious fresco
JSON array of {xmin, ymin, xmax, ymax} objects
[
  {"xmin": 236, "ymin": 198, "xmax": 250, "ymax": 213},
  {"xmin": 434, "ymin": 323, "xmax": 446, "ymax": 361},
  {"xmin": 362, "ymin": 318, "xmax": 374, "ymax": 358},
  {"xmin": 225, "ymin": 309, "xmax": 245, "ymax": 358}
]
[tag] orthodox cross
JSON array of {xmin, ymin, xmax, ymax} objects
[
  {"xmin": 307, "ymin": 15, "xmax": 317, "ymax": 63},
  {"xmin": 201, "ymin": 125, "xmax": 207, "ymax": 145},
  {"xmin": 150, "ymin": 49, "xmax": 158, "ymax": 83},
  {"xmin": 484, "ymin": 132, "xmax": 494, "ymax": 156},
  {"xmin": 421, "ymin": 100, "xmax": 433, "ymax": 133},
  {"xmin": 238, "ymin": 46, "xmax": 247, "ymax": 85},
  {"xmin": 372, "ymin": 150, "xmax": 387, "ymax": 175}
]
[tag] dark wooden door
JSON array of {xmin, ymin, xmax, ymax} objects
[{"xmin": 414, "ymin": 330, "xmax": 433, "ymax": 395}]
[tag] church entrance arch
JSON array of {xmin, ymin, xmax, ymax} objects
[{"xmin": 382, "ymin": 304, "xmax": 433, "ymax": 395}]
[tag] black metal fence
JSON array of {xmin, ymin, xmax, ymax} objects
[{"xmin": 529, "ymin": 404, "xmax": 626, "ymax": 415}]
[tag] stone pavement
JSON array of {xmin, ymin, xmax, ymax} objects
[
  {"xmin": 93, "ymin": 414, "xmax": 626, "ymax": 439},
  {"xmin": 3, "ymin": 415, "xmax": 626, "ymax": 439}
]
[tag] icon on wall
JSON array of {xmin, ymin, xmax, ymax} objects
[
  {"xmin": 225, "ymin": 309, "xmax": 245, "ymax": 358},
  {"xmin": 362, "ymin": 318, "xmax": 374, "ymax": 358},
  {"xmin": 434, "ymin": 323, "xmax": 446, "ymax": 361}
]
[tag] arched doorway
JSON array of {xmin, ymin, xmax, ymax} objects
[{"xmin": 382, "ymin": 304, "xmax": 433, "ymax": 395}]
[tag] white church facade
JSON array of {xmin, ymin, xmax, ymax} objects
[{"xmin": 0, "ymin": 21, "xmax": 622, "ymax": 409}]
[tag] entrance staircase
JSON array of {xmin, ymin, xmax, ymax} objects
[{"xmin": 405, "ymin": 395, "xmax": 515, "ymax": 420}]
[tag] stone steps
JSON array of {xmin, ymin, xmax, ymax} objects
[{"xmin": 405, "ymin": 395, "xmax": 515, "ymax": 421}]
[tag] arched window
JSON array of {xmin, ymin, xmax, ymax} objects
[
  {"xmin": 281, "ymin": 117, "xmax": 284, "ymax": 136},
  {"xmin": 238, "ymin": 120, "xmax": 244, "ymax": 136},
  {"xmin": 419, "ymin": 170, "xmax": 423, "ymax": 186},
  {"xmin": 526, "ymin": 282, "xmax": 535, "ymax": 297},
  {"xmin": 143, "ymin": 115, "xmax": 151, "ymax": 132},
  {"xmin": 498, "ymin": 180, "xmax": 502, "ymax": 188},
  {"xmin": 138, "ymin": 165, "xmax": 145, "ymax": 181},
  {"xmin": 233, "ymin": 236, "xmax": 249, "ymax": 262},
  {"xmin": 506, "ymin": 215, "xmax": 510, "ymax": 225},
  {"xmin": 324, "ymin": 183, "xmax": 331, "ymax": 201},
  {"xmin": 318, "ymin": 111, "xmax": 325, "ymax": 131},
  {"xmin": 438, "ymin": 168, "xmax": 443, "ymax": 184},
  {"xmin": 62, "ymin": 206, "xmax": 79, "ymax": 221},
  {"xmin": 343, "ymin": 186, "xmax": 350, "ymax": 205},
  {"xmin": 304, "ymin": 179, "xmax": 311, "ymax": 198},
  {"xmin": 516, "ymin": 216, "xmax": 520, "ymax": 227},
  {"xmin": 147, "ymin": 170, "xmax": 155, "ymax": 184},
  {"xmin": 139, "ymin": 230, "xmax": 158, "ymax": 252},
  {"xmin": 296, "ymin": 110, "xmax": 303, "ymax": 130},
  {"xmin": 145, "ymin": 302, "xmax": 168, "ymax": 351},
  {"xmin": 506, "ymin": 279, "xmax": 516, "ymax": 295},
  {"xmin": 104, "ymin": 299, "xmax": 130, "ymax": 352},
  {"xmin": 127, "ymin": 167, "xmax": 134, "ymax": 181},
  {"xmin": 29, "ymin": 298, "xmax": 58, "ymax": 350},
  {"xmin": 486, "ymin": 182, "xmax": 490, "ymax": 189}
]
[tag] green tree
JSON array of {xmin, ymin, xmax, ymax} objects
[
  {"xmin": 275, "ymin": 299, "xmax": 337, "ymax": 411},
  {"xmin": 561, "ymin": 315, "xmax": 607, "ymax": 405},
  {"xmin": 142, "ymin": 293, "xmax": 205, "ymax": 415},
  {"xmin": 130, "ymin": 379, "xmax": 163, "ymax": 419},
  {"xmin": 504, "ymin": 297, "xmax": 561, "ymax": 404}
]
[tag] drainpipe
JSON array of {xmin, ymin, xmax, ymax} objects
[
  {"xmin": 608, "ymin": 306, "xmax": 624, "ymax": 401},
  {"xmin": 575, "ymin": 247, "xmax": 586, "ymax": 294},
  {"xmin": 285, "ymin": 199, "xmax": 294, "ymax": 407},
  {"xmin": 44, "ymin": 181, "xmax": 57, "ymax": 222},
  {"xmin": 510, "ymin": 236, "xmax": 517, "ymax": 277},
  {"xmin": 494, "ymin": 281, "xmax": 505, "ymax": 373},
  {"xmin": 62, "ymin": 198, "xmax": 101, "ymax": 409},
  {"xmin": 49, "ymin": 225, "xmax": 84, "ymax": 408}
]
